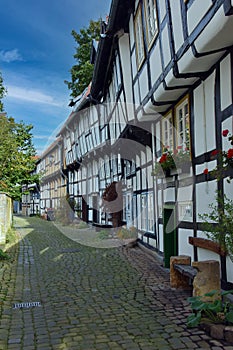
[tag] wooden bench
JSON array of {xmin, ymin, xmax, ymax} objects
[
  {"xmin": 170, "ymin": 255, "xmax": 194, "ymax": 290},
  {"xmin": 173, "ymin": 263, "xmax": 197, "ymax": 280},
  {"xmin": 170, "ymin": 255, "xmax": 221, "ymax": 298}
]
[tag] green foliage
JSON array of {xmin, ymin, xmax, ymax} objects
[
  {"xmin": 5, "ymin": 227, "xmax": 17, "ymax": 246},
  {"xmin": 65, "ymin": 19, "xmax": 101, "ymax": 97},
  {"xmin": 98, "ymin": 229, "xmax": 110, "ymax": 240},
  {"xmin": 117, "ymin": 226, "xmax": 137, "ymax": 239},
  {"xmin": 0, "ymin": 249, "xmax": 10, "ymax": 261},
  {"xmin": 0, "ymin": 72, "xmax": 7, "ymax": 112},
  {"xmin": 187, "ymin": 290, "xmax": 233, "ymax": 327},
  {"xmin": 0, "ymin": 114, "xmax": 38, "ymax": 200},
  {"xmin": 199, "ymin": 193, "xmax": 233, "ymax": 261},
  {"xmin": 76, "ymin": 221, "xmax": 88, "ymax": 229},
  {"xmin": 152, "ymin": 147, "xmax": 191, "ymax": 177}
]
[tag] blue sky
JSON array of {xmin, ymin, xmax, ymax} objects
[{"xmin": 0, "ymin": 0, "xmax": 110, "ymax": 155}]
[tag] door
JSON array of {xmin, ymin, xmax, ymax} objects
[{"xmin": 163, "ymin": 206, "xmax": 178, "ymax": 268}]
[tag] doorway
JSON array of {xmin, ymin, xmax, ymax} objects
[{"xmin": 163, "ymin": 205, "xmax": 178, "ymax": 268}]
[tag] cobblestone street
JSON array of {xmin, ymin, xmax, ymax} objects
[{"xmin": 0, "ymin": 216, "xmax": 232, "ymax": 350}]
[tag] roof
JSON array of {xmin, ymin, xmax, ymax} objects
[{"xmin": 90, "ymin": 0, "xmax": 134, "ymax": 100}]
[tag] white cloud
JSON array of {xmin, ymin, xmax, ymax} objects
[
  {"xmin": 0, "ymin": 49, "xmax": 23, "ymax": 63},
  {"xmin": 33, "ymin": 135, "xmax": 51, "ymax": 140},
  {"xmin": 7, "ymin": 85, "xmax": 62, "ymax": 107}
]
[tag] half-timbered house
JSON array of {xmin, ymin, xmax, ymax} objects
[{"xmin": 54, "ymin": 0, "xmax": 233, "ymax": 288}]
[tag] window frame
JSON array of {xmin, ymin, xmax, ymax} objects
[
  {"xmin": 161, "ymin": 111, "xmax": 174, "ymax": 151},
  {"xmin": 134, "ymin": 4, "xmax": 145, "ymax": 69},
  {"xmin": 143, "ymin": 0, "xmax": 158, "ymax": 49},
  {"xmin": 174, "ymin": 95, "xmax": 190, "ymax": 151}
]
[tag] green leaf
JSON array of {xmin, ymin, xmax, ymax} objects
[
  {"xmin": 226, "ymin": 311, "xmax": 233, "ymax": 323},
  {"xmin": 187, "ymin": 312, "xmax": 202, "ymax": 328},
  {"xmin": 221, "ymin": 289, "xmax": 233, "ymax": 296},
  {"xmin": 206, "ymin": 300, "xmax": 222, "ymax": 313},
  {"xmin": 204, "ymin": 290, "xmax": 219, "ymax": 297}
]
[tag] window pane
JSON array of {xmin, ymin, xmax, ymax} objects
[
  {"xmin": 144, "ymin": 0, "xmax": 158, "ymax": 46},
  {"xmin": 134, "ymin": 5, "xmax": 145, "ymax": 67}
]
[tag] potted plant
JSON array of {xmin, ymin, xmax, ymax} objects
[
  {"xmin": 152, "ymin": 148, "xmax": 176, "ymax": 178},
  {"xmin": 152, "ymin": 146, "xmax": 191, "ymax": 178},
  {"xmin": 173, "ymin": 147, "xmax": 191, "ymax": 173}
]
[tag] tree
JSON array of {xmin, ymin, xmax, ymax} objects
[
  {"xmin": 65, "ymin": 19, "xmax": 101, "ymax": 98},
  {"xmin": 0, "ymin": 72, "xmax": 7, "ymax": 112},
  {"xmin": 0, "ymin": 114, "xmax": 39, "ymax": 200}
]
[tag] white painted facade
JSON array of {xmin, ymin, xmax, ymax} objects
[{"xmin": 50, "ymin": 0, "xmax": 233, "ymax": 288}]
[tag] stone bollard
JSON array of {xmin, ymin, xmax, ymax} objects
[
  {"xmin": 170, "ymin": 255, "xmax": 191, "ymax": 289},
  {"xmin": 192, "ymin": 260, "xmax": 221, "ymax": 301}
]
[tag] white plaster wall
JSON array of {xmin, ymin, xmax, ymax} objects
[
  {"xmin": 161, "ymin": 25, "xmax": 171, "ymax": 68},
  {"xmin": 147, "ymin": 165, "xmax": 153, "ymax": 188},
  {"xmin": 220, "ymin": 54, "xmax": 232, "ymax": 111},
  {"xmin": 146, "ymin": 146, "xmax": 152, "ymax": 162},
  {"xmin": 178, "ymin": 48, "xmax": 222, "ymax": 74},
  {"xmin": 187, "ymin": 0, "xmax": 212, "ymax": 35},
  {"xmin": 148, "ymin": 237, "xmax": 157, "ymax": 249},
  {"xmin": 224, "ymin": 178, "xmax": 233, "ymax": 204},
  {"xmin": 139, "ymin": 66, "xmax": 149, "ymax": 102},
  {"xmin": 197, "ymin": 247, "xmax": 221, "ymax": 264},
  {"xmin": 195, "ymin": 161, "xmax": 217, "ymax": 176},
  {"xmin": 141, "ymin": 168, "xmax": 147, "ymax": 190},
  {"xmin": 178, "ymin": 229, "xmax": 194, "ymax": 260},
  {"xmin": 169, "ymin": 0, "xmax": 184, "ymax": 53},
  {"xmin": 159, "ymin": 224, "xmax": 164, "ymax": 252},
  {"xmin": 119, "ymin": 34, "xmax": 134, "ymax": 104},
  {"xmin": 131, "ymin": 51, "xmax": 137, "ymax": 79},
  {"xmin": 153, "ymin": 83, "xmax": 186, "ymax": 102},
  {"xmin": 177, "ymin": 185, "xmax": 193, "ymax": 203},
  {"xmin": 165, "ymin": 70, "xmax": 197, "ymax": 88},
  {"xmin": 194, "ymin": 73, "xmax": 216, "ymax": 157},
  {"xmin": 164, "ymin": 187, "xmax": 175, "ymax": 203},
  {"xmin": 150, "ymin": 42, "xmax": 162, "ymax": 85},
  {"xmin": 196, "ymin": 230, "xmax": 221, "ymax": 264},
  {"xmin": 196, "ymin": 181, "xmax": 217, "ymax": 220},
  {"xmin": 155, "ymin": 121, "xmax": 161, "ymax": 153},
  {"xmin": 157, "ymin": 0, "xmax": 166, "ymax": 22},
  {"xmin": 133, "ymin": 81, "xmax": 140, "ymax": 107},
  {"xmin": 205, "ymin": 73, "xmax": 216, "ymax": 152},
  {"xmin": 129, "ymin": 15, "xmax": 135, "ymax": 50},
  {"xmin": 195, "ymin": 8, "xmax": 233, "ymax": 52}
]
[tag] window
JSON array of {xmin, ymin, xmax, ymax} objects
[
  {"xmin": 134, "ymin": 5, "xmax": 145, "ymax": 68},
  {"xmin": 175, "ymin": 97, "xmax": 190, "ymax": 150},
  {"xmin": 161, "ymin": 112, "xmax": 174, "ymax": 150},
  {"xmin": 143, "ymin": 0, "xmax": 158, "ymax": 48}
]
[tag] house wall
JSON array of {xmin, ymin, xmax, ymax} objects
[{"xmin": 51, "ymin": 0, "xmax": 233, "ymax": 285}]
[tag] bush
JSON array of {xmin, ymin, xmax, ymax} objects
[{"xmin": 0, "ymin": 249, "xmax": 10, "ymax": 261}]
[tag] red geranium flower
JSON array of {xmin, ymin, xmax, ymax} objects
[
  {"xmin": 227, "ymin": 148, "xmax": 233, "ymax": 159},
  {"xmin": 203, "ymin": 168, "xmax": 209, "ymax": 175},
  {"xmin": 211, "ymin": 150, "xmax": 219, "ymax": 157},
  {"xmin": 159, "ymin": 154, "xmax": 167, "ymax": 163},
  {"xmin": 177, "ymin": 146, "xmax": 182, "ymax": 149},
  {"xmin": 222, "ymin": 129, "xmax": 229, "ymax": 137}
]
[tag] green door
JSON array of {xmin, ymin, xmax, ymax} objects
[{"xmin": 163, "ymin": 206, "xmax": 178, "ymax": 268}]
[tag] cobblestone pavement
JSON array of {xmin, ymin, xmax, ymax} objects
[{"xmin": 0, "ymin": 216, "xmax": 232, "ymax": 350}]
